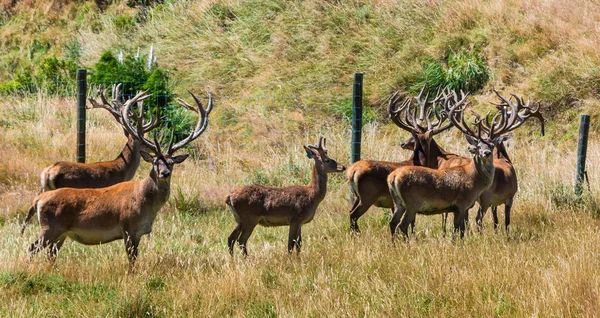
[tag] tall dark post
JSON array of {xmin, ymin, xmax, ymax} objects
[
  {"xmin": 351, "ymin": 72, "xmax": 363, "ymax": 165},
  {"xmin": 76, "ymin": 69, "xmax": 87, "ymax": 163},
  {"xmin": 575, "ymin": 114, "xmax": 590, "ymax": 198}
]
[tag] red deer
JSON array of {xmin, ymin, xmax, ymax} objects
[
  {"xmin": 20, "ymin": 90, "xmax": 213, "ymax": 272},
  {"xmin": 226, "ymin": 137, "xmax": 345, "ymax": 256},
  {"xmin": 40, "ymin": 84, "xmax": 159, "ymax": 192},
  {"xmin": 474, "ymin": 92, "xmax": 545, "ymax": 233},
  {"xmin": 347, "ymin": 88, "xmax": 464, "ymax": 233},
  {"xmin": 387, "ymin": 90, "xmax": 528, "ymax": 239}
]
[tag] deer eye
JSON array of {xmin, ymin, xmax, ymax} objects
[{"xmin": 324, "ymin": 158, "xmax": 330, "ymax": 163}]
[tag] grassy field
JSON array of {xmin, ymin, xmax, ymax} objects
[
  {"xmin": 2, "ymin": 0, "xmax": 600, "ymax": 316},
  {"xmin": 0, "ymin": 94, "xmax": 599, "ymax": 317}
]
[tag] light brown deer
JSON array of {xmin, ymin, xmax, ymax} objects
[
  {"xmin": 226, "ymin": 137, "xmax": 345, "ymax": 256},
  {"xmin": 388, "ymin": 90, "xmax": 527, "ymax": 239},
  {"xmin": 40, "ymin": 84, "xmax": 160, "ymax": 192},
  {"xmin": 474, "ymin": 92, "xmax": 545, "ymax": 233},
  {"xmin": 347, "ymin": 88, "xmax": 463, "ymax": 233},
  {"xmin": 20, "ymin": 90, "xmax": 213, "ymax": 272}
]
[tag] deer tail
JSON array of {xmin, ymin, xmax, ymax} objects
[{"xmin": 20, "ymin": 203, "xmax": 38, "ymax": 235}]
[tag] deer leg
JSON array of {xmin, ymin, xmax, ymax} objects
[
  {"xmin": 475, "ymin": 205, "xmax": 486, "ymax": 232},
  {"xmin": 296, "ymin": 227, "xmax": 302, "ymax": 255},
  {"xmin": 227, "ymin": 223, "xmax": 243, "ymax": 256},
  {"xmin": 237, "ymin": 224, "xmax": 256, "ymax": 257},
  {"xmin": 399, "ymin": 210, "xmax": 416, "ymax": 239},
  {"xmin": 288, "ymin": 222, "xmax": 302, "ymax": 254},
  {"xmin": 504, "ymin": 198, "xmax": 513, "ymax": 235},
  {"xmin": 492, "ymin": 206, "xmax": 500, "ymax": 231},
  {"xmin": 442, "ymin": 213, "xmax": 448, "ymax": 237},
  {"xmin": 47, "ymin": 235, "xmax": 66, "ymax": 264},
  {"xmin": 389, "ymin": 205, "xmax": 405, "ymax": 239},
  {"xmin": 123, "ymin": 233, "xmax": 140, "ymax": 274},
  {"xmin": 453, "ymin": 210, "xmax": 466, "ymax": 240},
  {"xmin": 28, "ymin": 229, "xmax": 63, "ymax": 259},
  {"xmin": 349, "ymin": 197, "xmax": 375, "ymax": 234}
]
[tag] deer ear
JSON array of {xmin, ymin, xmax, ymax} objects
[
  {"xmin": 303, "ymin": 146, "xmax": 317, "ymax": 159},
  {"xmin": 465, "ymin": 135, "xmax": 478, "ymax": 146},
  {"xmin": 468, "ymin": 145, "xmax": 478, "ymax": 154},
  {"xmin": 172, "ymin": 154, "xmax": 189, "ymax": 164},
  {"xmin": 140, "ymin": 151, "xmax": 154, "ymax": 163},
  {"xmin": 494, "ymin": 134, "xmax": 510, "ymax": 144}
]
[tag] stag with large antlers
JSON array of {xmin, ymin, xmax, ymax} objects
[
  {"xmin": 40, "ymin": 84, "xmax": 160, "ymax": 192},
  {"xmin": 473, "ymin": 91, "xmax": 545, "ymax": 233},
  {"xmin": 21, "ymin": 91, "xmax": 213, "ymax": 272},
  {"xmin": 226, "ymin": 137, "xmax": 346, "ymax": 256},
  {"xmin": 347, "ymin": 88, "xmax": 468, "ymax": 234},
  {"xmin": 388, "ymin": 90, "xmax": 530, "ymax": 239}
]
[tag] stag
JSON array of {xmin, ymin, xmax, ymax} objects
[
  {"xmin": 473, "ymin": 92, "xmax": 545, "ymax": 233},
  {"xmin": 347, "ymin": 88, "xmax": 464, "ymax": 233},
  {"xmin": 226, "ymin": 137, "xmax": 346, "ymax": 256},
  {"xmin": 388, "ymin": 90, "xmax": 528, "ymax": 239},
  {"xmin": 40, "ymin": 84, "xmax": 159, "ymax": 192},
  {"xmin": 21, "ymin": 91, "xmax": 213, "ymax": 272}
]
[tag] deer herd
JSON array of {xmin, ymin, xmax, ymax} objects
[{"xmin": 19, "ymin": 84, "xmax": 544, "ymax": 272}]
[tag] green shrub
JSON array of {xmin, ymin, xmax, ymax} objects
[
  {"xmin": 91, "ymin": 50, "xmax": 193, "ymax": 139},
  {"xmin": 413, "ymin": 50, "xmax": 490, "ymax": 94}
]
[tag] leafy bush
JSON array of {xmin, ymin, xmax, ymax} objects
[
  {"xmin": 413, "ymin": 50, "xmax": 491, "ymax": 94},
  {"xmin": 90, "ymin": 50, "xmax": 193, "ymax": 139}
]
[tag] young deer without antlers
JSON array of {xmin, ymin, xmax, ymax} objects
[
  {"xmin": 40, "ymin": 84, "xmax": 159, "ymax": 192},
  {"xmin": 226, "ymin": 137, "xmax": 345, "ymax": 256},
  {"xmin": 473, "ymin": 92, "xmax": 545, "ymax": 234},
  {"xmin": 388, "ymin": 90, "xmax": 528, "ymax": 239},
  {"xmin": 347, "ymin": 88, "xmax": 466, "ymax": 234},
  {"xmin": 21, "ymin": 91, "xmax": 213, "ymax": 272}
]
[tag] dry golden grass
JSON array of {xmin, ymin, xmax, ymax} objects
[{"xmin": 1, "ymin": 94, "xmax": 599, "ymax": 317}]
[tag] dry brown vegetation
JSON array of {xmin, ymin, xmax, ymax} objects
[
  {"xmin": 2, "ymin": 0, "xmax": 600, "ymax": 316},
  {"xmin": 0, "ymin": 94, "xmax": 599, "ymax": 316}
]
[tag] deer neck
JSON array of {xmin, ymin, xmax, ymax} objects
[
  {"xmin": 308, "ymin": 163, "xmax": 328, "ymax": 202},
  {"xmin": 495, "ymin": 142, "xmax": 512, "ymax": 163},
  {"xmin": 115, "ymin": 135, "xmax": 142, "ymax": 180},
  {"xmin": 473, "ymin": 155, "xmax": 495, "ymax": 185},
  {"xmin": 143, "ymin": 169, "xmax": 172, "ymax": 206},
  {"xmin": 426, "ymin": 138, "xmax": 448, "ymax": 169}
]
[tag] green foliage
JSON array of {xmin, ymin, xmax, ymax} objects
[
  {"xmin": 91, "ymin": 50, "xmax": 193, "ymax": 138},
  {"xmin": 331, "ymin": 98, "xmax": 378, "ymax": 125},
  {"xmin": 113, "ymin": 14, "xmax": 137, "ymax": 33},
  {"xmin": 413, "ymin": 50, "xmax": 491, "ymax": 94},
  {"xmin": 0, "ymin": 56, "xmax": 78, "ymax": 95},
  {"xmin": 172, "ymin": 188, "xmax": 221, "ymax": 216}
]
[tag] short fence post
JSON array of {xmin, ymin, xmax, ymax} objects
[
  {"xmin": 350, "ymin": 72, "xmax": 363, "ymax": 201},
  {"xmin": 575, "ymin": 114, "xmax": 590, "ymax": 198},
  {"xmin": 76, "ymin": 69, "xmax": 87, "ymax": 163}
]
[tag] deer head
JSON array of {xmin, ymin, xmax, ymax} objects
[
  {"xmin": 121, "ymin": 90, "xmax": 214, "ymax": 181},
  {"xmin": 303, "ymin": 137, "xmax": 345, "ymax": 173}
]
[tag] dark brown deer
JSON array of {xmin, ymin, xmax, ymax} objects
[
  {"xmin": 21, "ymin": 91, "xmax": 213, "ymax": 272},
  {"xmin": 474, "ymin": 92, "xmax": 545, "ymax": 233},
  {"xmin": 388, "ymin": 90, "xmax": 528, "ymax": 239},
  {"xmin": 347, "ymin": 88, "xmax": 463, "ymax": 233},
  {"xmin": 40, "ymin": 84, "xmax": 159, "ymax": 192},
  {"xmin": 226, "ymin": 137, "xmax": 346, "ymax": 256}
]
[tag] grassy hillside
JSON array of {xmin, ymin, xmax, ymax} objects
[{"xmin": 1, "ymin": 0, "xmax": 600, "ymax": 317}]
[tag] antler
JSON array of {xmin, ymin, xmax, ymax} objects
[
  {"xmin": 308, "ymin": 136, "xmax": 328, "ymax": 157},
  {"xmin": 486, "ymin": 91, "xmax": 546, "ymax": 139},
  {"xmin": 167, "ymin": 91, "xmax": 214, "ymax": 155},
  {"xmin": 388, "ymin": 87, "xmax": 455, "ymax": 136},
  {"xmin": 120, "ymin": 90, "xmax": 159, "ymax": 153},
  {"xmin": 443, "ymin": 90, "xmax": 479, "ymax": 138},
  {"xmin": 89, "ymin": 84, "xmax": 160, "ymax": 134}
]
